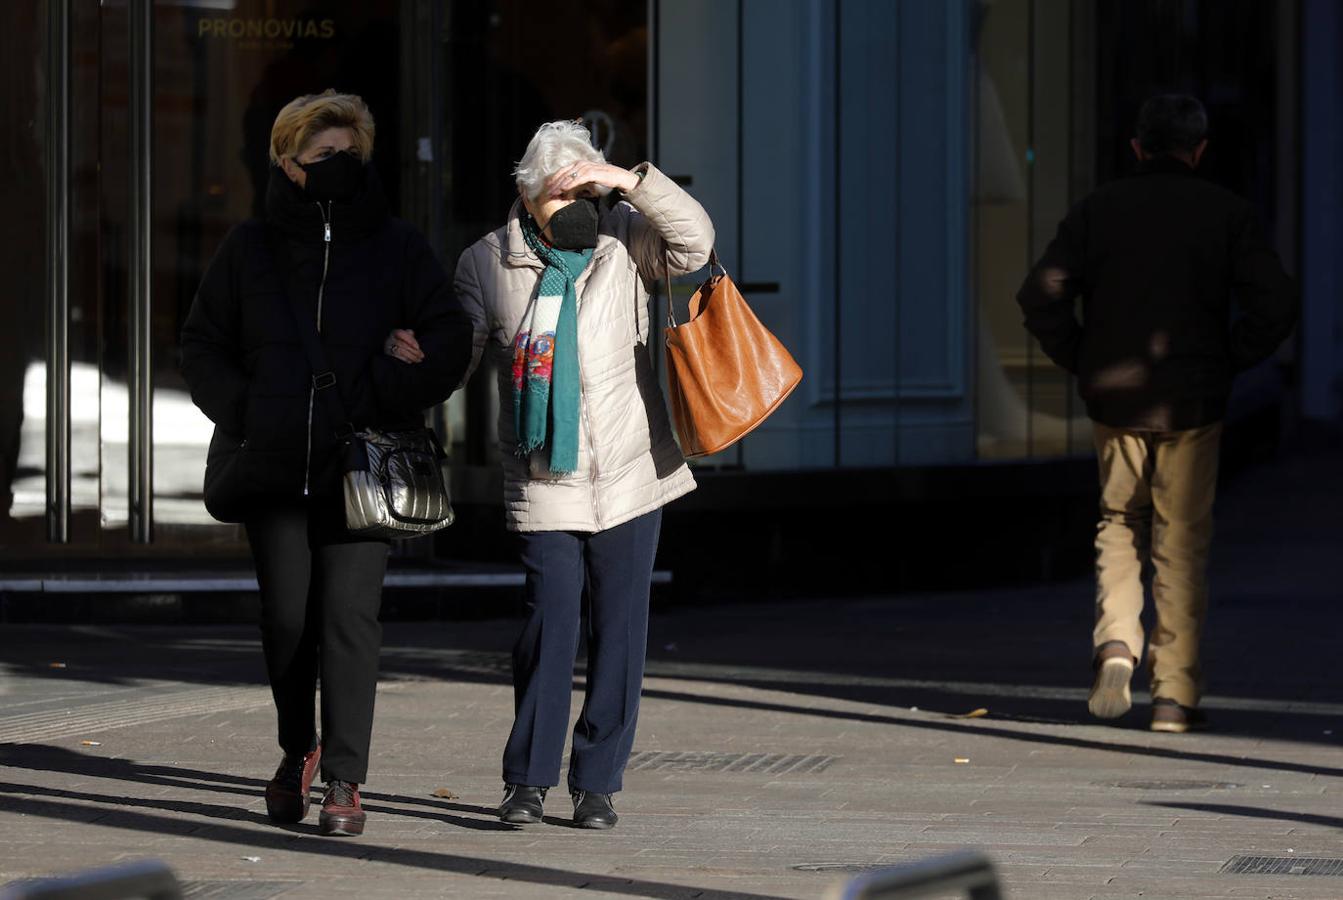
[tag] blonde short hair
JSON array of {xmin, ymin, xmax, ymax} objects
[
  {"xmin": 268, "ymin": 90, "xmax": 375, "ymax": 165},
  {"xmin": 513, "ymin": 120, "xmax": 607, "ymax": 201}
]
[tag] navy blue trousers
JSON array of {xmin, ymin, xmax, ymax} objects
[{"xmin": 502, "ymin": 509, "xmax": 662, "ymax": 794}]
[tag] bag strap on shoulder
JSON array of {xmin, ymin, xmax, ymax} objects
[{"xmin": 664, "ymin": 249, "xmax": 726, "ymax": 328}]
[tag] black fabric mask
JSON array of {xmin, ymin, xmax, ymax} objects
[
  {"xmin": 300, "ymin": 152, "xmax": 365, "ymax": 202},
  {"xmin": 543, "ymin": 198, "xmax": 600, "ymax": 250}
]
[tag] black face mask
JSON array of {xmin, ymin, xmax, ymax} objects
[
  {"xmin": 543, "ymin": 198, "xmax": 600, "ymax": 250},
  {"xmin": 300, "ymin": 151, "xmax": 365, "ymax": 202}
]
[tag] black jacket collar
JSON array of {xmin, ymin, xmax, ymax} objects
[
  {"xmin": 1134, "ymin": 156, "xmax": 1199, "ymax": 177},
  {"xmin": 264, "ymin": 164, "xmax": 390, "ymax": 243}
]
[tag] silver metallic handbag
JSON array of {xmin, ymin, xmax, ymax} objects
[{"xmin": 342, "ymin": 427, "xmax": 455, "ymax": 538}]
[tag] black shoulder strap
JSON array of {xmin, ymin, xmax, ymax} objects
[{"xmin": 264, "ymin": 225, "xmax": 352, "ymax": 435}]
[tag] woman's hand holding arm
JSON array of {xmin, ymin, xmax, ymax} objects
[
  {"xmin": 384, "ymin": 328, "xmax": 424, "ymax": 364},
  {"xmin": 368, "ymin": 232, "xmax": 476, "ymax": 420}
]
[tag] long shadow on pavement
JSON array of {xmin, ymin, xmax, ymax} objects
[
  {"xmin": 5, "ymin": 600, "xmax": 1343, "ymax": 761},
  {"xmin": 3, "ymin": 453, "xmax": 1339, "ymax": 765},
  {"xmin": 0, "ymin": 771, "xmax": 789, "ymax": 900},
  {"xmin": 0, "ymin": 744, "xmax": 515, "ymax": 828},
  {"xmin": 1149, "ymin": 801, "xmax": 1343, "ymax": 831},
  {"xmin": 634, "ymin": 688, "xmax": 1343, "ymax": 780}
]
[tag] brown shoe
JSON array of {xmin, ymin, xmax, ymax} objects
[
  {"xmin": 264, "ymin": 745, "xmax": 321, "ymax": 823},
  {"xmin": 1088, "ymin": 641, "xmax": 1135, "ymax": 720},
  {"xmin": 319, "ymin": 780, "xmax": 366, "ymax": 836},
  {"xmin": 1150, "ymin": 699, "xmax": 1209, "ymax": 733}
]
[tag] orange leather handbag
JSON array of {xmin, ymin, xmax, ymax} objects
[{"xmin": 663, "ymin": 251, "xmax": 803, "ymax": 458}]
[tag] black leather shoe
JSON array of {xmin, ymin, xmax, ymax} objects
[
  {"xmin": 571, "ymin": 790, "xmax": 618, "ymax": 830},
  {"xmin": 499, "ymin": 784, "xmax": 547, "ymax": 824}
]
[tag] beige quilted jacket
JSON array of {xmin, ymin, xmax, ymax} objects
[{"xmin": 454, "ymin": 163, "xmax": 715, "ymax": 532}]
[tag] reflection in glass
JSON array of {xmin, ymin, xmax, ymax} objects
[
  {"xmin": 7, "ymin": 1, "xmax": 652, "ymax": 555},
  {"xmin": 443, "ymin": 1, "xmax": 648, "ymax": 471},
  {"xmin": 0, "ymin": 1, "xmax": 46, "ymax": 544},
  {"xmin": 139, "ymin": 3, "xmax": 413, "ymax": 535},
  {"xmin": 11, "ymin": 364, "xmax": 49, "ymax": 521},
  {"xmin": 973, "ymin": 0, "xmax": 1090, "ymax": 460}
]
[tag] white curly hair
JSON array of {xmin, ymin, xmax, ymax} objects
[{"xmin": 513, "ymin": 120, "xmax": 609, "ymax": 201}]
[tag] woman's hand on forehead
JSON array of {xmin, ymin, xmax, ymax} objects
[{"xmin": 543, "ymin": 161, "xmax": 639, "ymax": 199}]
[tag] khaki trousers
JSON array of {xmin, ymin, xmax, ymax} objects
[{"xmin": 1093, "ymin": 422, "xmax": 1221, "ymax": 708}]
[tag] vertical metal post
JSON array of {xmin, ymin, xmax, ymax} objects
[
  {"xmin": 1023, "ymin": 0, "xmax": 1036, "ymax": 457},
  {"xmin": 832, "ymin": 0, "xmax": 843, "ymax": 467},
  {"xmin": 735, "ymin": 0, "xmax": 745, "ymax": 469},
  {"xmin": 890, "ymin": 0, "xmax": 902, "ymax": 466},
  {"xmin": 427, "ymin": 0, "xmax": 445, "ymax": 256},
  {"xmin": 128, "ymin": 0, "xmax": 153, "ymax": 542},
  {"xmin": 647, "ymin": 0, "xmax": 663, "ymax": 383},
  {"xmin": 45, "ymin": 0, "xmax": 71, "ymax": 544}
]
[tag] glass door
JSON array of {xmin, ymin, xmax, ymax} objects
[
  {"xmin": 0, "ymin": 0, "xmax": 49, "ymax": 550},
  {"xmin": 1, "ymin": 0, "xmax": 653, "ymax": 563},
  {"xmin": 1, "ymin": 0, "xmax": 438, "ymax": 561},
  {"xmin": 130, "ymin": 1, "xmax": 427, "ymax": 553}
]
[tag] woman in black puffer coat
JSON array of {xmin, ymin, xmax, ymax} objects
[{"xmin": 180, "ymin": 90, "xmax": 473, "ymax": 838}]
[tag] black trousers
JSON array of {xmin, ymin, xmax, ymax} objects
[
  {"xmin": 245, "ymin": 500, "xmax": 389, "ymax": 784},
  {"xmin": 503, "ymin": 509, "xmax": 662, "ymax": 795}
]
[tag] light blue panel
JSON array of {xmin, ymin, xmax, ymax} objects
[
  {"xmin": 835, "ymin": 0, "xmax": 899, "ymax": 402},
  {"xmin": 1301, "ymin": 0, "xmax": 1343, "ymax": 421},
  {"xmin": 733, "ymin": 0, "xmax": 974, "ymax": 470},
  {"xmin": 894, "ymin": 0, "xmax": 969, "ymax": 403},
  {"xmin": 831, "ymin": 0, "xmax": 969, "ymax": 407},
  {"xmin": 739, "ymin": 0, "xmax": 821, "ymax": 466},
  {"xmin": 656, "ymin": 0, "xmax": 743, "ymax": 469},
  {"xmin": 656, "ymin": 0, "xmax": 739, "ymax": 273},
  {"xmin": 740, "ymin": 0, "xmax": 808, "ymax": 306},
  {"xmin": 830, "ymin": 0, "xmax": 973, "ymax": 467}
]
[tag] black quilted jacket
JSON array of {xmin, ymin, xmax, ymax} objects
[
  {"xmin": 181, "ymin": 165, "xmax": 473, "ymax": 501},
  {"xmin": 1016, "ymin": 156, "xmax": 1298, "ymax": 431}
]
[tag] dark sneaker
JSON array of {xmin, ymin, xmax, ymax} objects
[
  {"xmin": 571, "ymin": 791, "xmax": 618, "ymax": 830},
  {"xmin": 264, "ymin": 745, "xmax": 322, "ymax": 823},
  {"xmin": 1150, "ymin": 699, "xmax": 1209, "ymax": 733},
  {"xmin": 499, "ymin": 784, "xmax": 547, "ymax": 824},
  {"xmin": 1088, "ymin": 641, "xmax": 1135, "ymax": 720},
  {"xmin": 318, "ymin": 780, "xmax": 366, "ymax": 836}
]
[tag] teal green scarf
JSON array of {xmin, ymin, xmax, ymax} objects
[{"xmin": 511, "ymin": 215, "xmax": 592, "ymax": 474}]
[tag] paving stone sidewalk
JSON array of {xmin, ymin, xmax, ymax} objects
[{"xmin": 0, "ymin": 451, "xmax": 1340, "ymax": 899}]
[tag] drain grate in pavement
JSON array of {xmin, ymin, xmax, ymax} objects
[
  {"xmin": 180, "ymin": 881, "xmax": 299, "ymax": 899},
  {"xmin": 1107, "ymin": 779, "xmax": 1241, "ymax": 791},
  {"xmin": 1221, "ymin": 856, "xmax": 1343, "ymax": 877},
  {"xmin": 626, "ymin": 751, "xmax": 837, "ymax": 775}
]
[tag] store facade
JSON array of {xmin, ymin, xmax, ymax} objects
[{"xmin": 1, "ymin": 0, "xmax": 1324, "ymax": 570}]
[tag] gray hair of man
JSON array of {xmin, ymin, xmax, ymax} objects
[{"xmin": 513, "ymin": 119, "xmax": 611, "ymax": 201}]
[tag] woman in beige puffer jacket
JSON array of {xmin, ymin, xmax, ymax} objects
[{"xmin": 454, "ymin": 120, "xmax": 714, "ymax": 829}]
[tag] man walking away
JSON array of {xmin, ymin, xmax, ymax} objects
[{"xmin": 1016, "ymin": 94, "xmax": 1298, "ymax": 733}]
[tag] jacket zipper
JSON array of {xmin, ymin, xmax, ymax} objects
[
  {"xmin": 571, "ymin": 274, "xmax": 604, "ymax": 528},
  {"xmin": 578, "ymin": 382, "xmax": 602, "ymax": 530},
  {"xmin": 573, "ymin": 266, "xmax": 605, "ymax": 529},
  {"xmin": 303, "ymin": 201, "xmax": 333, "ymax": 497}
]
